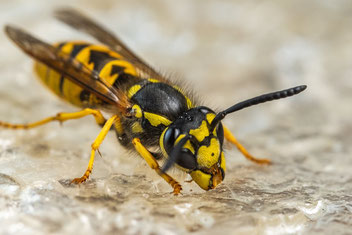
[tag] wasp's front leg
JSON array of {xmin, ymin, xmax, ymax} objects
[{"xmin": 132, "ymin": 138, "xmax": 182, "ymax": 195}]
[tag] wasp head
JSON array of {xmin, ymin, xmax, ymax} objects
[
  {"xmin": 160, "ymin": 106, "xmax": 226, "ymax": 190},
  {"xmin": 160, "ymin": 85, "xmax": 307, "ymax": 191}
]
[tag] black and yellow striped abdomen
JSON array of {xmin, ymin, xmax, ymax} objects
[{"xmin": 34, "ymin": 41, "xmax": 139, "ymax": 108}]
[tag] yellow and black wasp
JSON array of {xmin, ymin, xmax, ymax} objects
[{"xmin": 0, "ymin": 9, "xmax": 306, "ymax": 194}]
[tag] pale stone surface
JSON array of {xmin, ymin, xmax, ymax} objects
[{"xmin": 0, "ymin": 0, "xmax": 351, "ymax": 234}]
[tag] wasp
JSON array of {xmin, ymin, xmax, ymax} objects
[{"xmin": 0, "ymin": 9, "xmax": 306, "ymax": 194}]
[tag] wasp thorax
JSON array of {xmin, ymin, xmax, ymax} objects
[{"xmin": 160, "ymin": 106, "xmax": 226, "ymax": 190}]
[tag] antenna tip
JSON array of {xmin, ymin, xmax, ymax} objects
[
  {"xmin": 295, "ymin": 85, "xmax": 307, "ymax": 93},
  {"xmin": 284, "ymin": 85, "xmax": 307, "ymax": 98}
]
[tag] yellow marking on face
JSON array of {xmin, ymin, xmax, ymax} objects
[
  {"xmin": 190, "ymin": 170, "xmax": 211, "ymax": 190},
  {"xmin": 184, "ymin": 140, "xmax": 195, "ymax": 154},
  {"xmin": 132, "ymin": 104, "xmax": 143, "ymax": 118},
  {"xmin": 206, "ymin": 113, "xmax": 218, "ymax": 135},
  {"xmin": 128, "ymin": 85, "xmax": 142, "ymax": 98},
  {"xmin": 148, "ymin": 78, "xmax": 159, "ymax": 83},
  {"xmin": 220, "ymin": 152, "xmax": 226, "ymax": 173},
  {"xmin": 175, "ymin": 134, "xmax": 186, "ymax": 144},
  {"xmin": 206, "ymin": 113, "xmax": 216, "ymax": 124},
  {"xmin": 175, "ymin": 135, "xmax": 195, "ymax": 154},
  {"xmin": 197, "ymin": 138, "xmax": 220, "ymax": 168},
  {"xmin": 173, "ymin": 86, "xmax": 193, "ymax": 109},
  {"xmin": 144, "ymin": 112, "xmax": 172, "ymax": 127},
  {"xmin": 131, "ymin": 122, "xmax": 143, "ymax": 133},
  {"xmin": 189, "ymin": 120, "xmax": 209, "ymax": 142}
]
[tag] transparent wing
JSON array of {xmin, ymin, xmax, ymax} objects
[
  {"xmin": 54, "ymin": 8, "xmax": 168, "ymax": 82},
  {"xmin": 5, "ymin": 25, "xmax": 131, "ymax": 114}
]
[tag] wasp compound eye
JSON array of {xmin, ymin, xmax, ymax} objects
[
  {"xmin": 176, "ymin": 149, "xmax": 197, "ymax": 170},
  {"xmin": 163, "ymin": 127, "xmax": 180, "ymax": 153}
]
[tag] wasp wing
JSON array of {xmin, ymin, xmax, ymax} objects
[
  {"xmin": 5, "ymin": 25, "xmax": 131, "ymax": 114},
  {"xmin": 54, "ymin": 8, "xmax": 167, "ymax": 82}
]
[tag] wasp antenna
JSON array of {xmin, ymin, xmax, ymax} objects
[
  {"xmin": 161, "ymin": 136, "xmax": 190, "ymax": 173},
  {"xmin": 210, "ymin": 85, "xmax": 307, "ymax": 131}
]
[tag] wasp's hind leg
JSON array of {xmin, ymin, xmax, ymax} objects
[
  {"xmin": 71, "ymin": 115, "xmax": 119, "ymax": 184},
  {"xmin": 223, "ymin": 125, "xmax": 271, "ymax": 165},
  {"xmin": 0, "ymin": 108, "xmax": 106, "ymax": 129},
  {"xmin": 132, "ymin": 138, "xmax": 182, "ymax": 195},
  {"xmin": 0, "ymin": 108, "xmax": 119, "ymax": 184}
]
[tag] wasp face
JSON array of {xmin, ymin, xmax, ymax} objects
[{"xmin": 161, "ymin": 107, "xmax": 226, "ymax": 190}]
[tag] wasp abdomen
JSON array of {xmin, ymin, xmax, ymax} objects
[{"xmin": 34, "ymin": 42, "xmax": 138, "ymax": 108}]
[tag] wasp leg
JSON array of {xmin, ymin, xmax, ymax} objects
[
  {"xmin": 71, "ymin": 115, "xmax": 118, "ymax": 184},
  {"xmin": 113, "ymin": 117, "xmax": 131, "ymax": 146},
  {"xmin": 132, "ymin": 138, "xmax": 182, "ymax": 195},
  {"xmin": 0, "ymin": 108, "xmax": 106, "ymax": 129},
  {"xmin": 223, "ymin": 125, "xmax": 271, "ymax": 165}
]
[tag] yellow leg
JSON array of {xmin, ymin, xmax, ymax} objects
[
  {"xmin": 223, "ymin": 125, "xmax": 271, "ymax": 165},
  {"xmin": 132, "ymin": 138, "xmax": 182, "ymax": 195},
  {"xmin": 71, "ymin": 115, "xmax": 119, "ymax": 184},
  {"xmin": 0, "ymin": 108, "xmax": 106, "ymax": 129}
]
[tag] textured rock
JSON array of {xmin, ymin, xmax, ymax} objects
[{"xmin": 0, "ymin": 0, "xmax": 351, "ymax": 234}]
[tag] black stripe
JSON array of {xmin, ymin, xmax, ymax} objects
[
  {"xmin": 70, "ymin": 43, "xmax": 90, "ymax": 57},
  {"xmin": 79, "ymin": 90, "xmax": 90, "ymax": 103},
  {"xmin": 44, "ymin": 64, "xmax": 51, "ymax": 84},
  {"xmin": 55, "ymin": 43, "xmax": 66, "ymax": 95},
  {"xmin": 88, "ymin": 50, "xmax": 117, "ymax": 72},
  {"xmin": 60, "ymin": 43, "xmax": 90, "ymax": 95},
  {"xmin": 110, "ymin": 64, "xmax": 124, "ymax": 76},
  {"xmin": 57, "ymin": 42, "xmax": 66, "ymax": 50},
  {"xmin": 112, "ymin": 72, "xmax": 139, "ymax": 89},
  {"xmin": 59, "ymin": 74, "xmax": 65, "ymax": 94}
]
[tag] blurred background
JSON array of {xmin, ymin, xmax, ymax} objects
[{"xmin": 0, "ymin": 0, "xmax": 351, "ymax": 234}]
